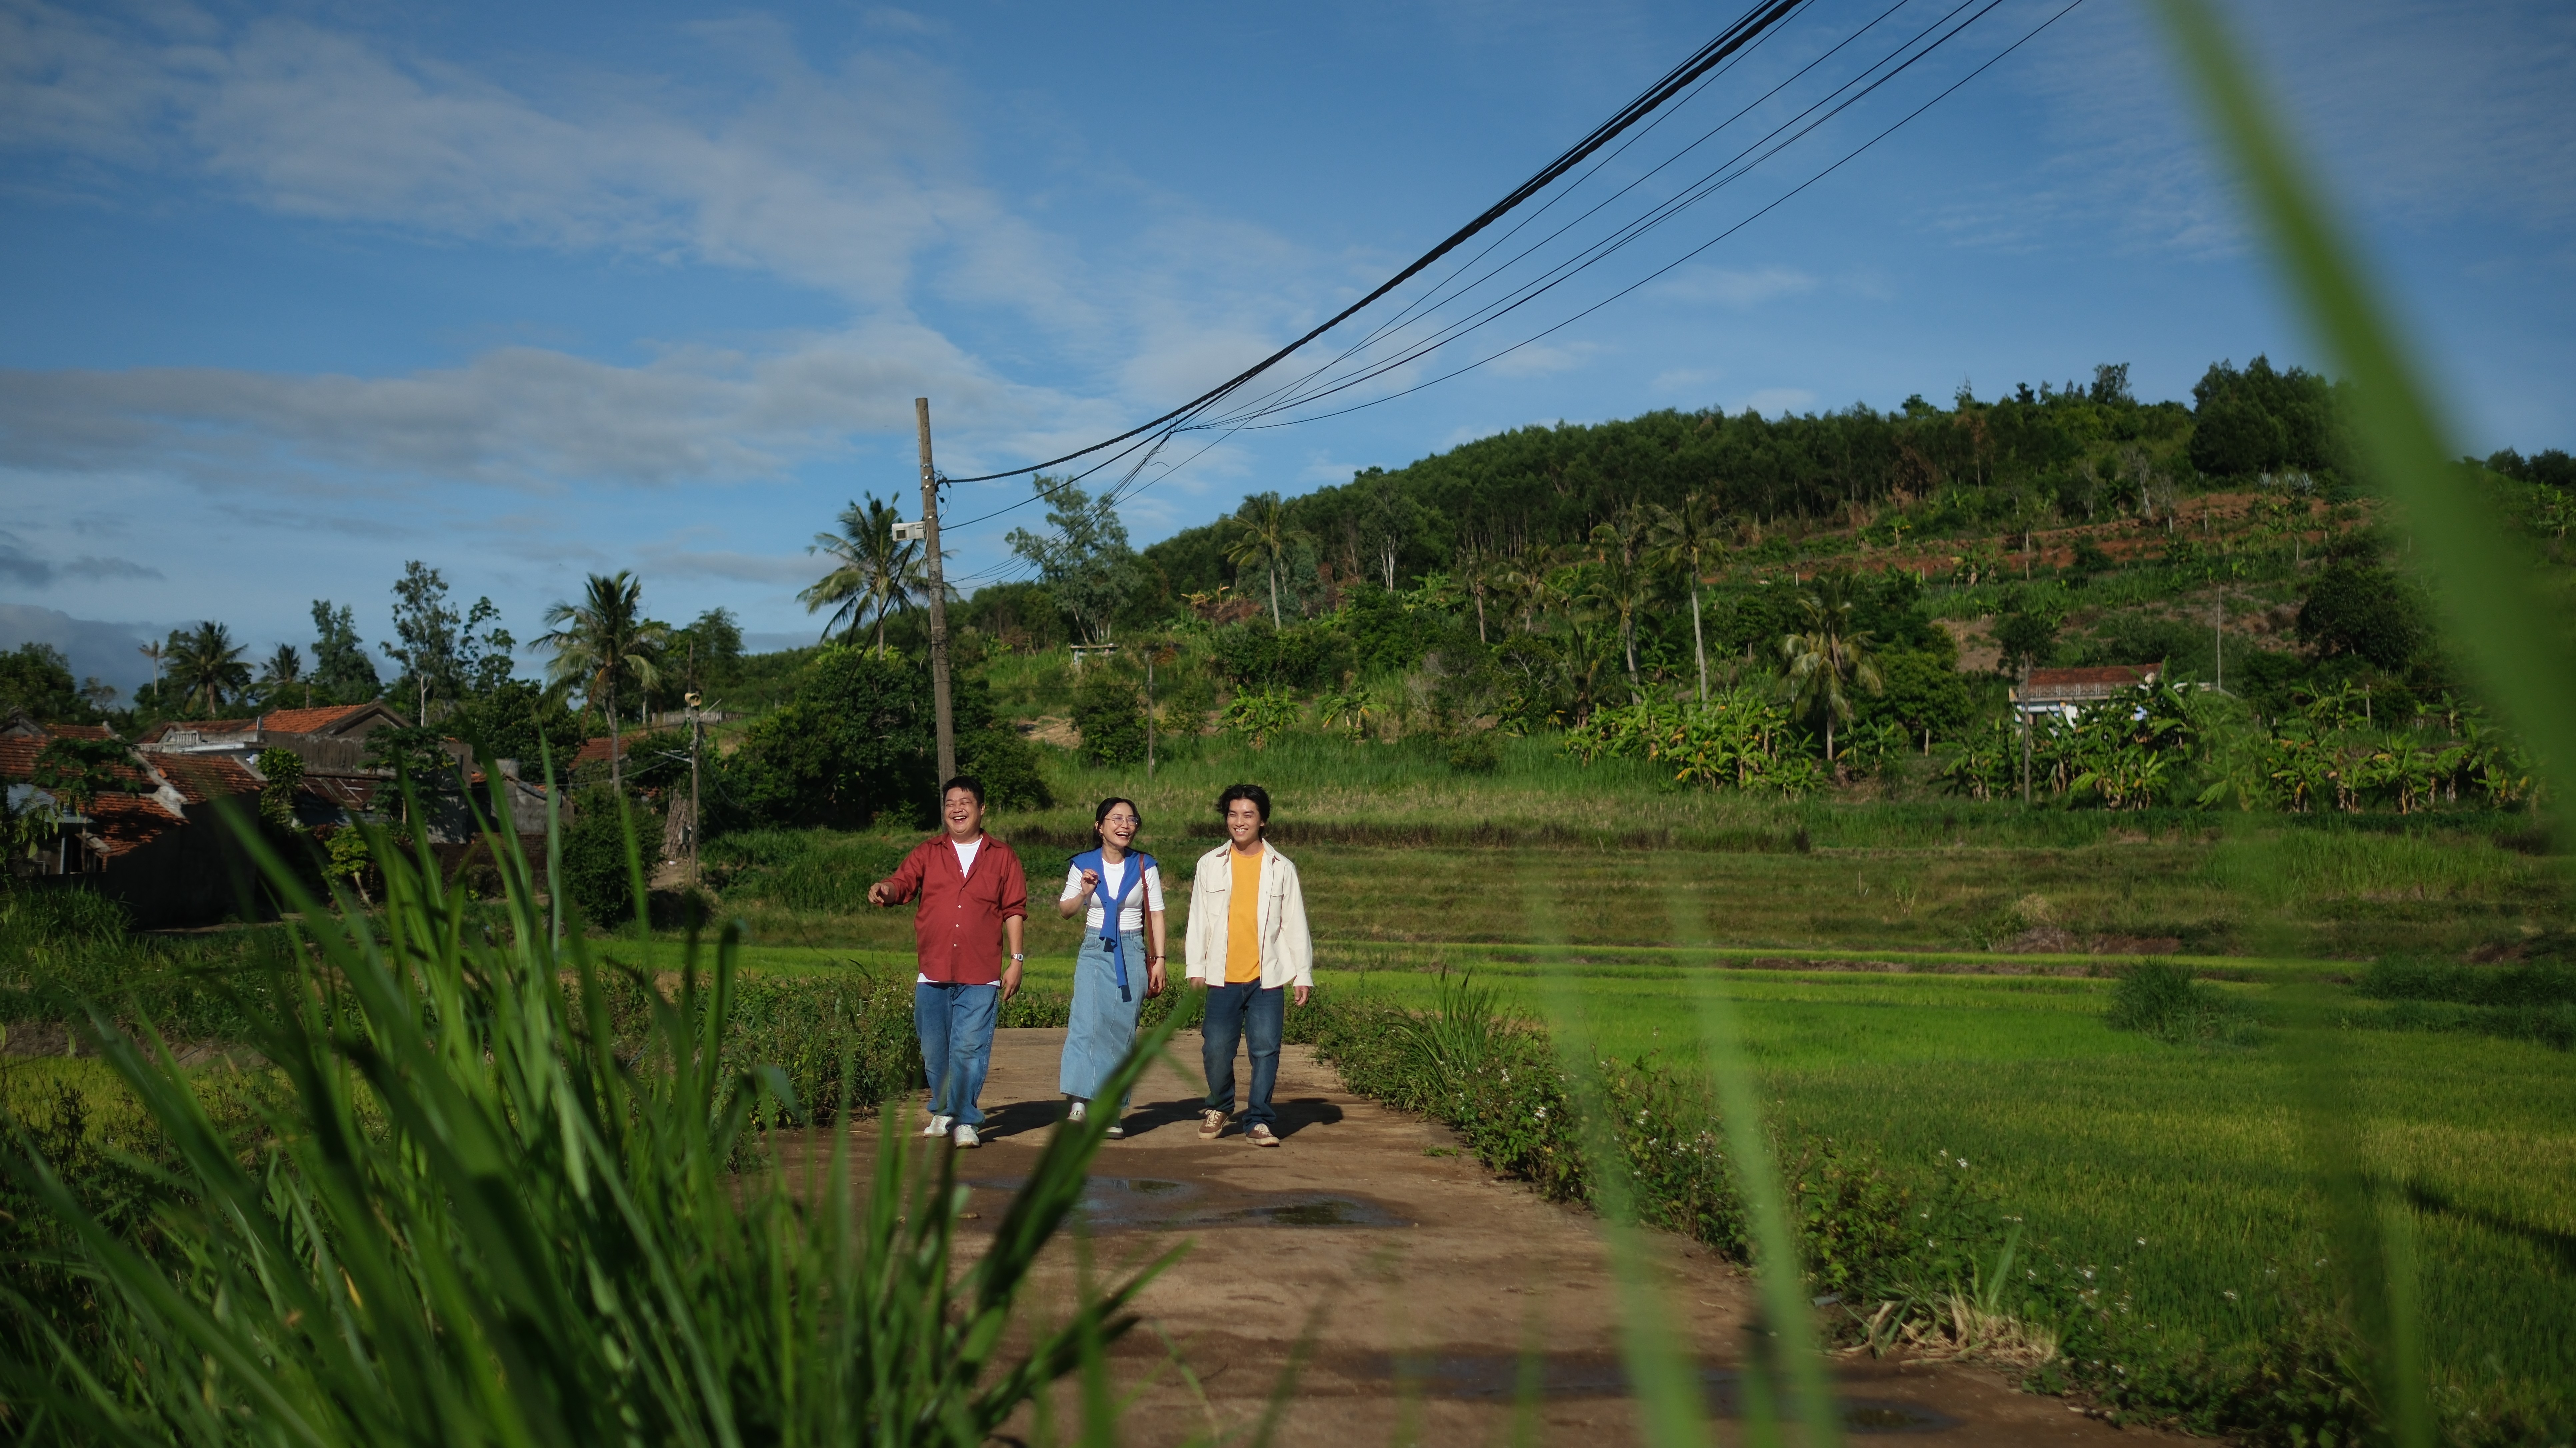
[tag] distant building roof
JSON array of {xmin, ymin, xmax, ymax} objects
[
  {"xmin": 2016, "ymin": 664, "xmax": 2161, "ymax": 704},
  {"xmin": 257, "ymin": 703, "xmax": 405, "ymax": 736},
  {"xmin": 149, "ymin": 753, "xmax": 264, "ymax": 805}
]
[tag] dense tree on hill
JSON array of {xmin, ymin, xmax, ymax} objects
[
  {"xmin": 1139, "ymin": 366, "xmax": 2194, "ymax": 603},
  {"xmin": 2296, "ymin": 556, "xmax": 2428, "ymax": 671},
  {"xmin": 2484, "ymin": 447, "xmax": 2576, "ymax": 491},
  {"xmin": 2186, "ymin": 355, "xmax": 2348, "ymax": 481}
]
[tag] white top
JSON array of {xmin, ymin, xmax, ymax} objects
[{"xmin": 1061, "ymin": 855, "xmax": 1165, "ymax": 934}]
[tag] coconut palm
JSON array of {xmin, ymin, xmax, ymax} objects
[
  {"xmin": 800, "ymin": 494, "xmax": 930, "ymax": 657},
  {"xmin": 1778, "ymin": 575, "xmax": 1884, "ymax": 764},
  {"xmin": 539, "ymin": 572, "xmax": 666, "ymax": 793},
  {"xmin": 1580, "ymin": 508, "xmax": 1655, "ymax": 698},
  {"xmin": 1224, "ymin": 495, "xmax": 1291, "ymax": 627},
  {"xmin": 1454, "ymin": 537, "xmax": 1502, "ymax": 644},
  {"xmin": 166, "ymin": 621, "xmax": 252, "ymax": 718},
  {"xmin": 261, "ymin": 644, "xmax": 308, "ymax": 709},
  {"xmin": 1647, "ymin": 491, "xmax": 1729, "ymax": 703}
]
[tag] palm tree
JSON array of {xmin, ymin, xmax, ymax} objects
[
  {"xmin": 799, "ymin": 494, "xmax": 929, "ymax": 657},
  {"xmin": 1648, "ymin": 492, "xmax": 1728, "ymax": 703},
  {"xmin": 539, "ymin": 572, "xmax": 666, "ymax": 793},
  {"xmin": 1581, "ymin": 508, "xmax": 1654, "ymax": 698},
  {"xmin": 137, "ymin": 639, "xmax": 165, "ymax": 689},
  {"xmin": 166, "ymin": 622, "xmax": 251, "ymax": 718},
  {"xmin": 261, "ymin": 644, "xmax": 308, "ymax": 709},
  {"xmin": 1224, "ymin": 495, "xmax": 1291, "ymax": 627},
  {"xmin": 1778, "ymin": 576, "xmax": 1884, "ymax": 764}
]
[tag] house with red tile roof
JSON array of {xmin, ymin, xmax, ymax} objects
[
  {"xmin": 3, "ymin": 713, "xmax": 281, "ymax": 921},
  {"xmin": 2011, "ymin": 664, "xmax": 2164, "ymax": 723}
]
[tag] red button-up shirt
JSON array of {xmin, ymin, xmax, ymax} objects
[{"xmin": 878, "ymin": 833, "xmax": 1028, "ymax": 985}]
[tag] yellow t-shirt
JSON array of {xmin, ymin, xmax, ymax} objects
[{"xmin": 1225, "ymin": 845, "xmax": 1265, "ymax": 984}]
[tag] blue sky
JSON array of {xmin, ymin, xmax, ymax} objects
[{"xmin": 3, "ymin": 0, "xmax": 2570, "ymax": 696}]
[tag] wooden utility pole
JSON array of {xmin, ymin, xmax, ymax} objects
[
  {"xmin": 916, "ymin": 397, "xmax": 957, "ymax": 789},
  {"xmin": 685, "ymin": 689, "xmax": 703, "ymax": 888}
]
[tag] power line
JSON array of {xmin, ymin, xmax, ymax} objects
[{"xmin": 937, "ymin": 0, "xmax": 1808, "ymax": 489}]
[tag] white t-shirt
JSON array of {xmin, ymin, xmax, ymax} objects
[
  {"xmin": 1062, "ymin": 856, "xmax": 1165, "ymax": 934},
  {"xmin": 919, "ymin": 836, "xmax": 989, "ymax": 985}
]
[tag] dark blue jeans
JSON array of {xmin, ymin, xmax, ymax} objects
[
  {"xmin": 1201, "ymin": 981, "xmax": 1284, "ymax": 1128},
  {"xmin": 914, "ymin": 981, "xmax": 999, "ymax": 1127}
]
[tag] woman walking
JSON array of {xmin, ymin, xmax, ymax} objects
[{"xmin": 1056, "ymin": 797, "xmax": 1166, "ymax": 1137}]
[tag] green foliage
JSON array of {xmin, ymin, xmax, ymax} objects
[
  {"xmin": 162, "ymin": 620, "xmax": 252, "ymax": 718},
  {"xmin": 1304, "ymin": 979, "xmax": 1973, "ymax": 1304},
  {"xmin": 28, "ymin": 736, "xmax": 139, "ymax": 816},
  {"xmin": 800, "ymin": 494, "xmax": 928, "ymax": 654},
  {"xmin": 559, "ymin": 788, "xmax": 664, "ymax": 927},
  {"xmin": 2104, "ymin": 961, "xmax": 2261, "ymax": 1046},
  {"xmin": 1865, "ymin": 648, "xmax": 1975, "ymax": 744},
  {"xmin": 0, "ymin": 642, "xmax": 106, "ymax": 724},
  {"xmin": 384, "ymin": 560, "xmax": 516, "ymax": 714},
  {"xmin": 254, "ymin": 747, "xmax": 305, "ymax": 828},
  {"xmin": 1204, "ymin": 619, "xmax": 1348, "ymax": 692},
  {"xmin": 0, "ymin": 800, "xmax": 1159, "ymax": 1444},
  {"xmin": 1069, "ymin": 670, "xmax": 1146, "ymax": 767},
  {"xmin": 2187, "ymin": 355, "xmax": 2349, "ymax": 482},
  {"xmin": 954, "ymin": 581, "xmax": 1068, "ymax": 654},
  {"xmin": 1445, "ymin": 730, "xmax": 1502, "ymax": 775},
  {"xmin": 442, "ymin": 679, "xmax": 589, "ymax": 781},
  {"xmin": 1993, "ymin": 590, "xmax": 2066, "ymax": 675},
  {"xmin": 1218, "ymin": 687, "xmax": 1301, "ymax": 748},
  {"xmin": 703, "ymin": 830, "xmax": 912, "ymax": 914},
  {"xmin": 2354, "ymin": 959, "xmax": 2576, "ymax": 1051},
  {"xmin": 307, "ymin": 600, "xmax": 382, "ymax": 704},
  {"xmin": 2297, "ymin": 556, "xmax": 2430, "ymax": 669},
  {"xmin": 724, "ymin": 648, "xmax": 938, "ymax": 830},
  {"xmin": 1564, "ymin": 689, "xmax": 1823, "ymax": 794},
  {"xmin": 1005, "ymin": 477, "xmax": 1139, "ymax": 646}
]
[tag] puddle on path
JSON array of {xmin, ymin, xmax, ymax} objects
[
  {"xmin": 965, "ymin": 1177, "xmax": 1409, "ymax": 1231},
  {"xmin": 1351, "ymin": 1352, "xmax": 1956, "ymax": 1433}
]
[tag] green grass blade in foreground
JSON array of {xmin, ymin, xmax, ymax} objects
[
  {"xmin": 1525, "ymin": 871, "xmax": 1713, "ymax": 1448},
  {"xmin": 1672, "ymin": 887, "xmax": 1842, "ymax": 1448},
  {"xmin": 2152, "ymin": 8, "xmax": 2566, "ymax": 1442},
  {"xmin": 2153, "ymin": 0, "xmax": 2576, "ymax": 798}
]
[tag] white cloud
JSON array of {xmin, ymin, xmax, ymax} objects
[{"xmin": 1652, "ymin": 265, "xmax": 1819, "ymax": 308}]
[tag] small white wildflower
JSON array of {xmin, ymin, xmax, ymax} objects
[
  {"xmin": 1956, "ymin": 1158, "xmax": 1969, "ymax": 1169},
  {"xmin": 2135, "ymin": 1237, "xmax": 2146, "ymax": 1247},
  {"xmin": 2223, "ymin": 1290, "xmax": 2238, "ymax": 1301}
]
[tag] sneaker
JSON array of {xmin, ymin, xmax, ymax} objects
[
  {"xmin": 1104, "ymin": 1123, "xmax": 1125, "ymax": 1140},
  {"xmin": 1198, "ymin": 1110, "xmax": 1227, "ymax": 1139},
  {"xmin": 1245, "ymin": 1124, "xmax": 1281, "ymax": 1148},
  {"xmin": 951, "ymin": 1123, "xmax": 980, "ymax": 1148},
  {"xmin": 921, "ymin": 1114, "xmax": 953, "ymax": 1138},
  {"xmin": 1067, "ymin": 1099, "xmax": 1087, "ymax": 1124}
]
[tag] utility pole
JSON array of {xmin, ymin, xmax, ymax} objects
[
  {"xmin": 1145, "ymin": 646, "xmax": 1158, "ymax": 779},
  {"xmin": 916, "ymin": 397, "xmax": 957, "ymax": 790},
  {"xmin": 685, "ymin": 687, "xmax": 704, "ymax": 889}
]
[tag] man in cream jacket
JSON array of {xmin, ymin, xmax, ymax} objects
[{"xmin": 1184, "ymin": 783, "xmax": 1313, "ymax": 1147}]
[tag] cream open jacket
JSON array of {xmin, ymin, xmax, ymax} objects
[{"xmin": 1182, "ymin": 841, "xmax": 1314, "ymax": 990}]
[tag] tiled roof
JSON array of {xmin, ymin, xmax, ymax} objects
[
  {"xmin": 43, "ymin": 723, "xmax": 116, "ymax": 741},
  {"xmin": 78, "ymin": 792, "xmax": 187, "ymax": 859},
  {"xmin": 2024, "ymin": 665, "xmax": 2159, "ymax": 689},
  {"xmin": 571, "ymin": 736, "xmax": 617, "ymax": 768},
  {"xmin": 151, "ymin": 753, "xmax": 264, "ymax": 804},
  {"xmin": 257, "ymin": 704, "xmax": 384, "ymax": 735},
  {"xmin": 0, "ymin": 736, "xmax": 155, "ymax": 790}
]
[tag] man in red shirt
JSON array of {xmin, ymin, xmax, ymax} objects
[{"xmin": 868, "ymin": 775, "xmax": 1027, "ymax": 1147}]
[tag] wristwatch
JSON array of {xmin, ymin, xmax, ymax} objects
[{"xmin": 1010, "ymin": 952, "xmax": 1026, "ymax": 963}]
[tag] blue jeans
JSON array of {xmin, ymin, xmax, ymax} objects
[
  {"xmin": 1201, "ymin": 981, "xmax": 1284, "ymax": 1128},
  {"xmin": 914, "ymin": 981, "xmax": 999, "ymax": 1127}
]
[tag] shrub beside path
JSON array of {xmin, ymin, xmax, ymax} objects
[{"xmin": 859, "ymin": 1027, "xmax": 2168, "ymax": 1446}]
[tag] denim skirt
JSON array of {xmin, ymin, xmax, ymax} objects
[{"xmin": 1059, "ymin": 929, "xmax": 1147, "ymax": 1104}]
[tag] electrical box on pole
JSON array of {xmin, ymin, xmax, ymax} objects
[
  {"xmin": 915, "ymin": 397, "xmax": 957, "ymax": 792},
  {"xmin": 892, "ymin": 519, "xmax": 928, "ymax": 545}
]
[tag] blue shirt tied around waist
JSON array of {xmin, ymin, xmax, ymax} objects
[{"xmin": 1070, "ymin": 848, "xmax": 1154, "ymax": 1002}]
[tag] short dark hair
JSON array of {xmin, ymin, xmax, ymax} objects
[
  {"xmin": 942, "ymin": 774, "xmax": 986, "ymax": 807},
  {"xmin": 1216, "ymin": 783, "xmax": 1271, "ymax": 829}
]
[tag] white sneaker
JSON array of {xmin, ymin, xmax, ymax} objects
[
  {"xmin": 1067, "ymin": 1100, "xmax": 1087, "ymax": 1124},
  {"xmin": 921, "ymin": 1114, "xmax": 953, "ymax": 1138},
  {"xmin": 1104, "ymin": 1123, "xmax": 1125, "ymax": 1139},
  {"xmin": 951, "ymin": 1123, "xmax": 981, "ymax": 1148}
]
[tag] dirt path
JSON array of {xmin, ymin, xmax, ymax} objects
[{"xmin": 865, "ymin": 1028, "xmax": 2154, "ymax": 1446}]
